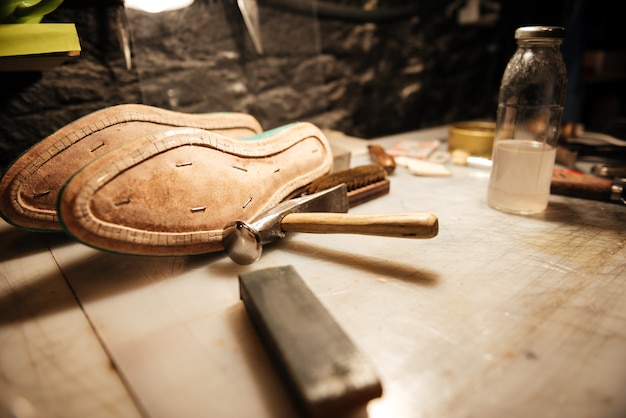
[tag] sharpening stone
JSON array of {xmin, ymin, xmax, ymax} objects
[{"xmin": 239, "ymin": 265, "xmax": 383, "ymax": 418}]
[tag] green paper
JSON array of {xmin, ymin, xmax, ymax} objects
[{"xmin": 0, "ymin": 23, "xmax": 80, "ymax": 57}]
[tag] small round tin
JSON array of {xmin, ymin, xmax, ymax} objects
[{"xmin": 448, "ymin": 121, "xmax": 495, "ymax": 159}]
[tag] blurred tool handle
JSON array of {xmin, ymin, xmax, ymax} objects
[
  {"xmin": 368, "ymin": 145, "xmax": 396, "ymax": 174},
  {"xmin": 237, "ymin": 0, "xmax": 263, "ymax": 54},
  {"xmin": 117, "ymin": 2, "xmax": 132, "ymax": 70},
  {"xmin": 280, "ymin": 212, "xmax": 438, "ymax": 238},
  {"xmin": 551, "ymin": 170, "xmax": 625, "ymax": 204}
]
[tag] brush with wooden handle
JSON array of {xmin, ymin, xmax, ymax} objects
[
  {"xmin": 222, "ymin": 183, "xmax": 438, "ymax": 265},
  {"xmin": 304, "ymin": 163, "xmax": 390, "ymax": 207}
]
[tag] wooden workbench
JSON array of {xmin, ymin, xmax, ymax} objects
[{"xmin": 1, "ymin": 126, "xmax": 625, "ymax": 418}]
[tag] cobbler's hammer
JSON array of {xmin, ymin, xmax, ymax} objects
[{"xmin": 222, "ymin": 184, "xmax": 438, "ymax": 264}]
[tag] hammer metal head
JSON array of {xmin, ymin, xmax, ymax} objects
[{"xmin": 222, "ymin": 184, "xmax": 349, "ymax": 264}]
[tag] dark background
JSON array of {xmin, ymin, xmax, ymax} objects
[{"xmin": 1, "ymin": 0, "xmax": 623, "ymax": 171}]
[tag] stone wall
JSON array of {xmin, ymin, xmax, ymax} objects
[
  {"xmin": 0, "ymin": 0, "xmax": 502, "ymax": 171},
  {"xmin": 0, "ymin": 5, "xmax": 142, "ymax": 171}
]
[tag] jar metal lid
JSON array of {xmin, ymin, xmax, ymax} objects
[{"xmin": 515, "ymin": 26, "xmax": 565, "ymax": 39}]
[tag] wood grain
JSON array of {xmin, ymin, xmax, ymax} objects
[
  {"xmin": 2, "ymin": 126, "xmax": 625, "ymax": 418},
  {"xmin": 0, "ymin": 223, "xmax": 141, "ymax": 418},
  {"xmin": 280, "ymin": 212, "xmax": 438, "ymax": 238}
]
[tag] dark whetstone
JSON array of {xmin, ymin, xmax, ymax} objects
[{"xmin": 239, "ymin": 265, "xmax": 383, "ymax": 418}]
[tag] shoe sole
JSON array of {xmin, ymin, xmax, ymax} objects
[
  {"xmin": 57, "ymin": 122, "xmax": 333, "ymax": 256},
  {"xmin": 0, "ymin": 104, "xmax": 263, "ymax": 231}
]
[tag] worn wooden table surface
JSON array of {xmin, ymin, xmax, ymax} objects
[{"xmin": 1, "ymin": 126, "xmax": 625, "ymax": 418}]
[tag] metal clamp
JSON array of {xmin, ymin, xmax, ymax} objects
[{"xmin": 610, "ymin": 177, "xmax": 626, "ymax": 205}]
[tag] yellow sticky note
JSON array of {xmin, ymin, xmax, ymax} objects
[{"xmin": 0, "ymin": 23, "xmax": 80, "ymax": 56}]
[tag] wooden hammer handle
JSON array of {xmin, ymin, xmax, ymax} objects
[
  {"xmin": 280, "ymin": 212, "xmax": 438, "ymax": 239},
  {"xmin": 551, "ymin": 171, "xmax": 613, "ymax": 201}
]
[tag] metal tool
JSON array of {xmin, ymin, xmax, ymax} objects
[
  {"xmin": 222, "ymin": 184, "xmax": 439, "ymax": 264},
  {"xmin": 117, "ymin": 1, "xmax": 132, "ymax": 70},
  {"xmin": 610, "ymin": 178, "xmax": 626, "ymax": 204},
  {"xmin": 236, "ymin": 0, "xmax": 263, "ymax": 55},
  {"xmin": 557, "ymin": 126, "xmax": 626, "ymax": 170},
  {"xmin": 591, "ymin": 164, "xmax": 626, "ymax": 179}
]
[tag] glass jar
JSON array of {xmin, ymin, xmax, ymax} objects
[{"xmin": 487, "ymin": 26, "xmax": 568, "ymax": 215}]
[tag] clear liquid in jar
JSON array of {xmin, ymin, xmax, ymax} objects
[{"xmin": 487, "ymin": 140, "xmax": 556, "ymax": 214}]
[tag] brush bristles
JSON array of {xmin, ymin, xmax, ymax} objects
[{"xmin": 305, "ymin": 164, "xmax": 387, "ymax": 195}]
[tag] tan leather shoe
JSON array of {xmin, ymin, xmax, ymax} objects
[
  {"xmin": 0, "ymin": 104, "xmax": 263, "ymax": 231},
  {"xmin": 58, "ymin": 122, "xmax": 333, "ymax": 256}
]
